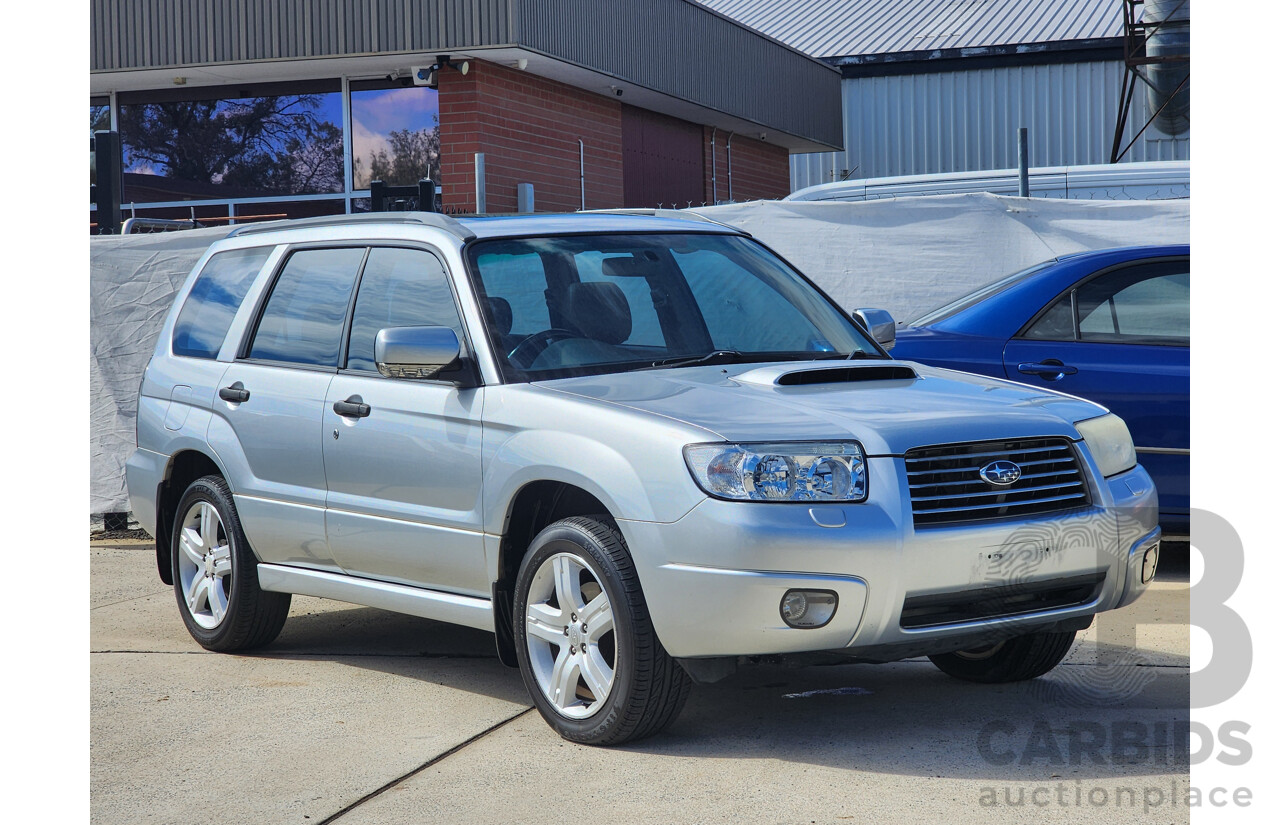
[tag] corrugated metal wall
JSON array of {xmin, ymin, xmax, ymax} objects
[
  {"xmin": 517, "ymin": 0, "xmax": 842, "ymax": 149},
  {"xmin": 90, "ymin": 0, "xmax": 513, "ymax": 71},
  {"xmin": 790, "ymin": 60, "xmax": 1190, "ymax": 191}
]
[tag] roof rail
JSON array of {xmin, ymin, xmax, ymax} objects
[
  {"xmin": 226, "ymin": 211, "xmax": 476, "ymax": 241},
  {"xmin": 581, "ymin": 208, "xmax": 750, "ymax": 236}
]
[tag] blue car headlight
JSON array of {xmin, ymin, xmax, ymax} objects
[{"xmin": 683, "ymin": 442, "xmax": 868, "ymax": 502}]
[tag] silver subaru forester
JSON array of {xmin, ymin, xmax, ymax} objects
[{"xmin": 127, "ymin": 211, "xmax": 1160, "ymax": 745}]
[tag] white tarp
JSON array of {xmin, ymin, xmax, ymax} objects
[
  {"xmin": 692, "ymin": 193, "xmax": 1190, "ymax": 321},
  {"xmin": 90, "ymin": 226, "xmax": 234, "ymax": 514},
  {"xmin": 89, "ymin": 194, "xmax": 1190, "ymax": 514}
]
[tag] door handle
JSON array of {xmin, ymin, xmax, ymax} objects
[
  {"xmin": 333, "ymin": 395, "xmax": 371, "ymax": 418},
  {"xmin": 1017, "ymin": 359, "xmax": 1078, "ymax": 381},
  {"xmin": 218, "ymin": 382, "xmax": 250, "ymax": 403}
]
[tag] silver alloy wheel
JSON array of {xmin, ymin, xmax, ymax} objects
[
  {"xmin": 176, "ymin": 501, "xmax": 233, "ymax": 630},
  {"xmin": 524, "ymin": 552, "xmax": 617, "ymax": 719}
]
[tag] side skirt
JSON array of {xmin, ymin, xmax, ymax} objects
[{"xmin": 256, "ymin": 564, "xmax": 495, "ymax": 633}]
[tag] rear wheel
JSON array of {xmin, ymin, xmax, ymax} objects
[
  {"xmin": 928, "ymin": 630, "xmax": 1077, "ymax": 683},
  {"xmin": 172, "ymin": 475, "xmax": 290, "ymax": 651},
  {"xmin": 513, "ymin": 516, "xmax": 691, "ymax": 745}
]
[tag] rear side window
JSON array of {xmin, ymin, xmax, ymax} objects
[
  {"xmin": 248, "ymin": 248, "xmax": 365, "ymax": 367},
  {"xmin": 345, "ymin": 247, "xmax": 466, "ymax": 372},
  {"xmin": 171, "ymin": 247, "xmax": 273, "ymax": 359}
]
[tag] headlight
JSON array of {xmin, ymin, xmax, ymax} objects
[
  {"xmin": 1075, "ymin": 413, "xmax": 1137, "ymax": 477},
  {"xmin": 683, "ymin": 442, "xmax": 867, "ymax": 502}
]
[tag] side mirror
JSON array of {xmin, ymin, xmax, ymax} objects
[
  {"xmin": 852, "ymin": 308, "xmax": 896, "ymax": 351},
  {"xmin": 375, "ymin": 326, "xmax": 461, "ymax": 379}
]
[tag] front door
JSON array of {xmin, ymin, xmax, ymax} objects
[
  {"xmin": 1003, "ymin": 259, "xmax": 1190, "ymax": 520},
  {"xmin": 322, "ymin": 246, "xmax": 488, "ymax": 596}
]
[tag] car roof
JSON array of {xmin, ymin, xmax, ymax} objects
[
  {"xmin": 457, "ymin": 212, "xmax": 742, "ymax": 239},
  {"xmin": 1053, "ymin": 243, "xmax": 1189, "ymax": 263},
  {"xmin": 226, "ymin": 210, "xmax": 744, "ymax": 244}
]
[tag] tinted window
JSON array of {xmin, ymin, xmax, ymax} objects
[
  {"xmin": 248, "ymin": 248, "xmax": 364, "ymax": 366},
  {"xmin": 1023, "ymin": 262, "xmax": 1189, "ymax": 344},
  {"xmin": 1023, "ymin": 294, "xmax": 1075, "ymax": 341},
  {"xmin": 1077, "ymin": 269, "xmax": 1189, "ymax": 343},
  {"xmin": 346, "ymin": 247, "xmax": 465, "ymax": 372},
  {"xmin": 172, "ymin": 247, "xmax": 273, "ymax": 359}
]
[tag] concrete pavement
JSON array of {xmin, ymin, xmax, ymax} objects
[{"xmin": 91, "ymin": 540, "xmax": 1189, "ymax": 824}]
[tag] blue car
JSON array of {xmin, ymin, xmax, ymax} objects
[{"xmin": 888, "ymin": 245, "xmax": 1189, "ymax": 536}]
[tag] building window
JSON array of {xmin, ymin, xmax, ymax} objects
[
  {"xmin": 90, "ymin": 97, "xmax": 110, "ymax": 136},
  {"xmin": 117, "ymin": 82, "xmax": 343, "ymax": 203},
  {"xmin": 350, "ymin": 84, "xmax": 441, "ymax": 190}
]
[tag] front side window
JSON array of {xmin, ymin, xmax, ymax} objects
[
  {"xmin": 1022, "ymin": 261, "xmax": 1189, "ymax": 345},
  {"xmin": 345, "ymin": 247, "xmax": 465, "ymax": 372},
  {"xmin": 467, "ymin": 233, "xmax": 879, "ymax": 381},
  {"xmin": 171, "ymin": 247, "xmax": 273, "ymax": 359},
  {"xmin": 247, "ymin": 248, "xmax": 365, "ymax": 367}
]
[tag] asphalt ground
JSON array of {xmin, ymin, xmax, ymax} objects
[{"xmin": 91, "ymin": 539, "xmax": 1190, "ymax": 825}]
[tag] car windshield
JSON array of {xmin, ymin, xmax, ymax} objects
[
  {"xmin": 909, "ymin": 259, "xmax": 1056, "ymax": 326},
  {"xmin": 466, "ymin": 232, "xmax": 882, "ymax": 382}
]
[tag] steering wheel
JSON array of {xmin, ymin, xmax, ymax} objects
[{"xmin": 507, "ymin": 328, "xmax": 579, "ymax": 368}]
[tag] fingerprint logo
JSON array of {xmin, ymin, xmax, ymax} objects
[{"xmin": 1027, "ymin": 645, "xmax": 1160, "ymax": 707}]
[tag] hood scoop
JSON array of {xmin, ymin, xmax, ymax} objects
[{"xmin": 736, "ymin": 362, "xmax": 919, "ymax": 387}]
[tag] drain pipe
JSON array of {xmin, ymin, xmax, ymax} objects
[
  {"xmin": 709, "ymin": 127, "xmax": 718, "ymax": 204},
  {"xmin": 727, "ymin": 133, "xmax": 737, "ymax": 202},
  {"xmin": 578, "ymin": 139, "xmax": 586, "ymax": 211}
]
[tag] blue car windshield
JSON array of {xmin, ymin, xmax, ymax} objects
[
  {"xmin": 910, "ymin": 260, "xmax": 1056, "ymax": 326},
  {"xmin": 466, "ymin": 233, "xmax": 882, "ymax": 382}
]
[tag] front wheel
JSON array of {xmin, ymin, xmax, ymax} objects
[
  {"xmin": 172, "ymin": 475, "xmax": 290, "ymax": 651},
  {"xmin": 513, "ymin": 516, "xmax": 691, "ymax": 745},
  {"xmin": 928, "ymin": 630, "xmax": 1077, "ymax": 683}
]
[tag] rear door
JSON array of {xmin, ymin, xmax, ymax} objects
[
  {"xmin": 208, "ymin": 246, "xmax": 366, "ymax": 571},
  {"xmin": 1002, "ymin": 258, "xmax": 1190, "ymax": 517},
  {"xmin": 322, "ymin": 246, "xmax": 488, "ymax": 597}
]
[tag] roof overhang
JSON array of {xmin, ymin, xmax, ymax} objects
[{"xmin": 90, "ymin": 0, "xmax": 843, "ymax": 152}]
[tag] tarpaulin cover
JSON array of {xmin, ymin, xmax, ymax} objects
[
  {"xmin": 89, "ymin": 195, "xmax": 1190, "ymax": 514},
  {"xmin": 692, "ymin": 194, "xmax": 1189, "ymax": 321},
  {"xmin": 90, "ymin": 226, "xmax": 234, "ymax": 514}
]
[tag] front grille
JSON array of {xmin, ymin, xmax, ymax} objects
[
  {"xmin": 899, "ymin": 572, "xmax": 1106, "ymax": 628},
  {"xmin": 905, "ymin": 437, "xmax": 1089, "ymax": 527}
]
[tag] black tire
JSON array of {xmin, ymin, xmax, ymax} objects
[
  {"xmin": 928, "ymin": 630, "xmax": 1077, "ymax": 683},
  {"xmin": 171, "ymin": 475, "xmax": 290, "ymax": 651},
  {"xmin": 513, "ymin": 516, "xmax": 691, "ymax": 746}
]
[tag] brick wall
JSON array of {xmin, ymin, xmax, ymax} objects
[
  {"xmin": 702, "ymin": 127, "xmax": 791, "ymax": 204},
  {"xmin": 438, "ymin": 60, "xmax": 623, "ymax": 213},
  {"xmin": 438, "ymin": 58, "xmax": 791, "ymax": 213}
]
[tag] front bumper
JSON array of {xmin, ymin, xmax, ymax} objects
[{"xmin": 619, "ymin": 456, "xmax": 1159, "ymax": 659}]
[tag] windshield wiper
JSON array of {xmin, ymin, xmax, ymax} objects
[{"xmin": 645, "ymin": 350, "xmax": 752, "ymax": 369}]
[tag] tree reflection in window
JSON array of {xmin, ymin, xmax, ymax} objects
[
  {"xmin": 351, "ymin": 86, "xmax": 441, "ymax": 189},
  {"xmin": 119, "ymin": 92, "xmax": 343, "ymax": 200}
]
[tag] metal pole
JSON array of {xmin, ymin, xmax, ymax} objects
[
  {"xmin": 475, "ymin": 153, "xmax": 486, "ymax": 214},
  {"xmin": 1017, "ymin": 127, "xmax": 1030, "ymax": 197},
  {"xmin": 726, "ymin": 133, "xmax": 735, "ymax": 202},
  {"xmin": 340, "ymin": 76, "xmax": 354, "ymax": 213}
]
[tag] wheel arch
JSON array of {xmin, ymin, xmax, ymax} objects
[
  {"xmin": 155, "ymin": 449, "xmax": 228, "ymax": 585},
  {"xmin": 490, "ymin": 480, "xmax": 615, "ymax": 667}
]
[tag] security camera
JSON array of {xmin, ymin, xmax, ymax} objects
[{"xmin": 610, "ymin": 85, "xmax": 623, "ymax": 97}]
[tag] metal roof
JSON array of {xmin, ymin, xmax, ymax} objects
[{"xmin": 694, "ymin": 0, "xmax": 1123, "ymax": 59}]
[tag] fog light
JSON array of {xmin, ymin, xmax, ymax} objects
[
  {"xmin": 780, "ymin": 589, "xmax": 838, "ymax": 628},
  {"xmin": 1141, "ymin": 544, "xmax": 1159, "ymax": 584}
]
